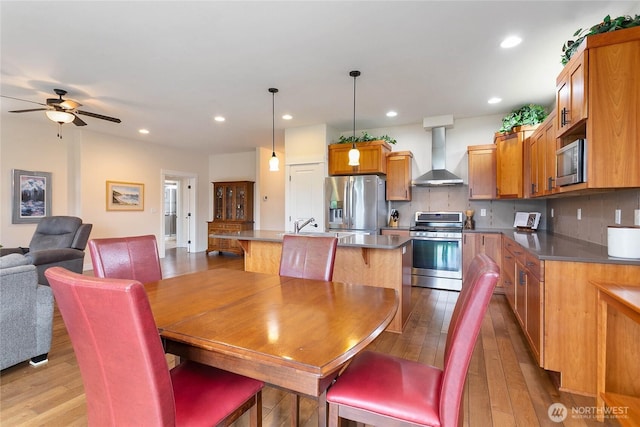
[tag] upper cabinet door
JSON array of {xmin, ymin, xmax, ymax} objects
[
  {"xmin": 556, "ymin": 50, "xmax": 587, "ymax": 138},
  {"xmin": 467, "ymin": 144, "xmax": 496, "ymax": 200}
]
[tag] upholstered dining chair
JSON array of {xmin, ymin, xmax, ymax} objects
[
  {"xmin": 326, "ymin": 253, "xmax": 500, "ymax": 427},
  {"xmin": 279, "ymin": 234, "xmax": 338, "ymax": 423},
  {"xmin": 88, "ymin": 234, "xmax": 162, "ymax": 283},
  {"xmin": 45, "ymin": 267, "xmax": 264, "ymax": 427},
  {"xmin": 279, "ymin": 234, "xmax": 338, "ymax": 281}
]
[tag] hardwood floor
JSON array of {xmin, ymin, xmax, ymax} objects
[{"xmin": 0, "ymin": 249, "xmax": 617, "ymax": 426}]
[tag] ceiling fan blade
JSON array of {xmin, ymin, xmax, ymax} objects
[
  {"xmin": 61, "ymin": 99, "xmax": 81, "ymax": 109},
  {"xmin": 9, "ymin": 108, "xmax": 48, "ymax": 113},
  {"xmin": 1, "ymin": 95, "xmax": 47, "ymax": 106},
  {"xmin": 72, "ymin": 114, "xmax": 87, "ymax": 126},
  {"xmin": 77, "ymin": 110, "xmax": 121, "ymax": 123}
]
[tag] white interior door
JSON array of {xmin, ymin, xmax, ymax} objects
[{"xmin": 287, "ymin": 163, "xmax": 324, "ymax": 232}]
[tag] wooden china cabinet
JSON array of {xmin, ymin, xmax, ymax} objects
[{"xmin": 207, "ymin": 181, "xmax": 254, "ymax": 256}]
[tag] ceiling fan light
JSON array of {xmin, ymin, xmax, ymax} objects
[{"xmin": 45, "ymin": 110, "xmax": 74, "ymax": 124}]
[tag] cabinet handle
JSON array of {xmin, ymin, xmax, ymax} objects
[
  {"xmin": 519, "ymin": 270, "xmax": 526, "ymax": 285},
  {"xmin": 470, "ymin": 188, "xmax": 473, "ymax": 198},
  {"xmin": 561, "ymin": 107, "xmax": 570, "ymax": 127},
  {"xmin": 526, "ymin": 261, "xmax": 536, "ymax": 268},
  {"xmin": 548, "ymin": 177, "xmax": 555, "ymax": 191},
  {"xmin": 531, "ymin": 183, "xmax": 536, "ymax": 194},
  {"xmin": 482, "ymin": 235, "xmax": 485, "ymax": 245},
  {"xmin": 505, "ymin": 254, "xmax": 513, "ymax": 260}
]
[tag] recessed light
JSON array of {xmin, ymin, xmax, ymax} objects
[
  {"xmin": 386, "ymin": 111, "xmax": 398, "ymax": 117},
  {"xmin": 282, "ymin": 114, "xmax": 293, "ymax": 120},
  {"xmin": 138, "ymin": 129, "xmax": 150, "ymax": 134},
  {"xmin": 500, "ymin": 36, "xmax": 522, "ymax": 49},
  {"xmin": 488, "ymin": 97, "xmax": 502, "ymax": 104},
  {"xmin": 214, "ymin": 116, "xmax": 225, "ymax": 122}
]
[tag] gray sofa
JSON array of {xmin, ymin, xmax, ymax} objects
[{"xmin": 0, "ymin": 253, "xmax": 54, "ymax": 370}]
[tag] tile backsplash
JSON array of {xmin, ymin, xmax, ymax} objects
[
  {"xmin": 390, "ymin": 186, "xmax": 640, "ymax": 246},
  {"xmin": 390, "ymin": 185, "xmax": 547, "ymax": 229},
  {"xmin": 546, "ymin": 188, "xmax": 640, "ymax": 246}
]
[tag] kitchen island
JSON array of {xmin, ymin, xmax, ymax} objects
[{"xmin": 208, "ymin": 230, "xmax": 412, "ymax": 333}]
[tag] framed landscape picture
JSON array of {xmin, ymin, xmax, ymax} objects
[
  {"xmin": 106, "ymin": 181, "xmax": 144, "ymax": 211},
  {"xmin": 12, "ymin": 169, "xmax": 52, "ymax": 224}
]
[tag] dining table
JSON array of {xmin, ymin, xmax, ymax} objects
[{"xmin": 144, "ymin": 268, "xmax": 399, "ymax": 427}]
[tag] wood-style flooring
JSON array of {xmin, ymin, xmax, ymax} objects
[{"xmin": 0, "ymin": 249, "xmax": 618, "ymax": 426}]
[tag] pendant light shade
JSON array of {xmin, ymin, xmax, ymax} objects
[
  {"xmin": 348, "ymin": 70, "xmax": 361, "ymax": 166},
  {"xmin": 268, "ymin": 88, "xmax": 280, "ymax": 172},
  {"xmin": 45, "ymin": 110, "xmax": 75, "ymax": 124}
]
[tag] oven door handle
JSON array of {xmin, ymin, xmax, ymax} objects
[{"xmin": 412, "ymin": 236, "xmax": 462, "ymax": 241}]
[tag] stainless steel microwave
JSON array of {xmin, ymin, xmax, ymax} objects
[{"xmin": 556, "ymin": 139, "xmax": 586, "ymax": 186}]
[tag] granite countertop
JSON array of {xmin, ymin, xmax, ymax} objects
[
  {"xmin": 210, "ymin": 229, "xmax": 412, "ymax": 250},
  {"xmin": 465, "ymin": 228, "xmax": 640, "ymax": 266}
]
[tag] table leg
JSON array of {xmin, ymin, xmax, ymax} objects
[
  {"xmin": 317, "ymin": 389, "xmax": 327, "ymax": 427},
  {"xmin": 596, "ymin": 292, "xmax": 608, "ymax": 423},
  {"xmin": 290, "ymin": 393, "xmax": 299, "ymax": 427}
]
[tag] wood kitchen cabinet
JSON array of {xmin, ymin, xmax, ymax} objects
[
  {"xmin": 556, "ymin": 51, "xmax": 587, "ymax": 138},
  {"xmin": 386, "ymin": 151, "xmax": 413, "ymax": 201},
  {"xmin": 328, "ymin": 140, "xmax": 391, "ymax": 176},
  {"xmin": 467, "ymin": 144, "xmax": 496, "ymax": 200},
  {"xmin": 463, "ymin": 232, "xmax": 502, "ymax": 292},
  {"xmin": 502, "ymin": 234, "xmax": 543, "ymax": 365},
  {"xmin": 555, "ymin": 26, "xmax": 640, "ymax": 191},
  {"xmin": 527, "ymin": 110, "xmax": 557, "ymax": 197},
  {"xmin": 207, "ymin": 181, "xmax": 254, "ymax": 255},
  {"xmin": 495, "ymin": 126, "xmax": 536, "ymax": 199}
]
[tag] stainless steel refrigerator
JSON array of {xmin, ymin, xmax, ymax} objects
[{"xmin": 325, "ymin": 175, "xmax": 387, "ymax": 234}]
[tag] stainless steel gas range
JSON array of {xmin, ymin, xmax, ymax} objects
[{"xmin": 410, "ymin": 211, "xmax": 463, "ymax": 291}]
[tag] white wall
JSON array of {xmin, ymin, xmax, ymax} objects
[
  {"xmin": 1, "ymin": 114, "xmax": 210, "ymax": 263},
  {"xmin": 256, "ymin": 146, "xmax": 285, "ymax": 230}
]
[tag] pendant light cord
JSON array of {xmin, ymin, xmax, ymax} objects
[
  {"xmin": 268, "ymin": 88, "xmax": 279, "ymax": 155},
  {"xmin": 350, "ymin": 70, "xmax": 360, "ymax": 146}
]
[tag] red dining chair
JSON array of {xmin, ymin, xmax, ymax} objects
[
  {"xmin": 89, "ymin": 234, "xmax": 162, "ymax": 283},
  {"xmin": 45, "ymin": 267, "xmax": 263, "ymax": 427},
  {"xmin": 279, "ymin": 234, "xmax": 338, "ymax": 281},
  {"xmin": 326, "ymin": 253, "xmax": 500, "ymax": 427}
]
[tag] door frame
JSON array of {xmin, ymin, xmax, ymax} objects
[{"xmin": 160, "ymin": 169, "xmax": 197, "ymax": 256}]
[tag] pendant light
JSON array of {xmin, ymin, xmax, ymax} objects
[
  {"xmin": 348, "ymin": 70, "xmax": 361, "ymax": 166},
  {"xmin": 268, "ymin": 88, "xmax": 280, "ymax": 172}
]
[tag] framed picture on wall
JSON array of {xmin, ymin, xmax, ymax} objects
[
  {"xmin": 12, "ymin": 169, "xmax": 52, "ymax": 224},
  {"xmin": 106, "ymin": 181, "xmax": 144, "ymax": 211}
]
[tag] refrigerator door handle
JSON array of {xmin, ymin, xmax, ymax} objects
[{"xmin": 345, "ymin": 179, "xmax": 350, "ymax": 229}]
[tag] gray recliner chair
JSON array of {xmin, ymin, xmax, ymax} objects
[
  {"xmin": 0, "ymin": 253, "xmax": 54, "ymax": 370},
  {"xmin": 0, "ymin": 216, "xmax": 92, "ymax": 286}
]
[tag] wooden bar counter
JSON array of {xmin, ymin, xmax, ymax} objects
[{"xmin": 209, "ymin": 230, "xmax": 412, "ymax": 333}]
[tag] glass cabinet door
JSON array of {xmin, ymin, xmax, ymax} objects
[
  {"xmin": 236, "ymin": 185, "xmax": 246, "ymax": 220},
  {"xmin": 215, "ymin": 186, "xmax": 224, "ymax": 219}
]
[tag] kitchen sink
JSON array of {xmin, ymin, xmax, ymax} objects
[{"xmin": 278, "ymin": 231, "xmax": 356, "ymax": 240}]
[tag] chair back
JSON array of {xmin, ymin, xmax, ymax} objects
[
  {"xmin": 29, "ymin": 216, "xmax": 84, "ymax": 251},
  {"xmin": 45, "ymin": 267, "xmax": 175, "ymax": 426},
  {"xmin": 440, "ymin": 253, "xmax": 500, "ymax": 426},
  {"xmin": 89, "ymin": 235, "xmax": 162, "ymax": 283},
  {"xmin": 279, "ymin": 234, "xmax": 338, "ymax": 281}
]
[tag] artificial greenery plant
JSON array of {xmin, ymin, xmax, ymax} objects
[
  {"xmin": 337, "ymin": 131, "xmax": 397, "ymax": 145},
  {"xmin": 498, "ymin": 104, "xmax": 548, "ymax": 133},
  {"xmin": 561, "ymin": 14, "xmax": 640, "ymax": 65}
]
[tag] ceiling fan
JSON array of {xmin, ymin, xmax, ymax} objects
[{"xmin": 3, "ymin": 89, "xmax": 121, "ymax": 138}]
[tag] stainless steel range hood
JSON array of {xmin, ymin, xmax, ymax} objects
[{"xmin": 412, "ymin": 116, "xmax": 463, "ymax": 186}]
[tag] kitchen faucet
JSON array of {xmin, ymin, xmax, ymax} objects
[{"xmin": 294, "ymin": 217, "xmax": 316, "ymax": 233}]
